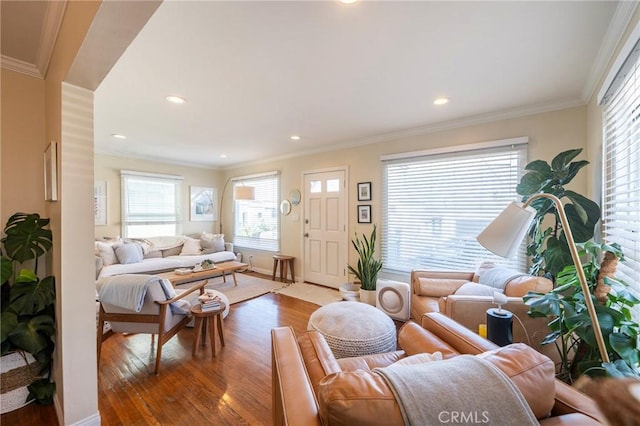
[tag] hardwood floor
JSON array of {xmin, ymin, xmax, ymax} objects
[{"xmin": 1, "ymin": 275, "xmax": 319, "ymax": 425}]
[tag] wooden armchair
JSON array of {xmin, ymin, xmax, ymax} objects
[{"xmin": 97, "ymin": 277, "xmax": 206, "ymax": 375}]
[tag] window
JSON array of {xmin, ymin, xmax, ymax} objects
[
  {"xmin": 382, "ymin": 141, "xmax": 528, "ymax": 274},
  {"xmin": 121, "ymin": 170, "xmax": 182, "ymax": 237},
  {"xmin": 233, "ymin": 173, "xmax": 280, "ymax": 251},
  {"xmin": 601, "ymin": 37, "xmax": 640, "ymax": 305}
]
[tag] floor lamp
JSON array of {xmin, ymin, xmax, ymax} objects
[
  {"xmin": 218, "ymin": 178, "xmax": 255, "ymax": 233},
  {"xmin": 476, "ymin": 193, "xmax": 610, "ymax": 363}
]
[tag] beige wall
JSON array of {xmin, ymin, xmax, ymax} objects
[
  {"xmin": 223, "ymin": 106, "xmax": 589, "ymax": 277},
  {"xmin": 0, "ymin": 69, "xmax": 46, "ymax": 225},
  {"xmin": 94, "ymin": 154, "xmax": 223, "ymax": 238},
  {"xmin": 43, "ymin": 1, "xmax": 102, "ymax": 424}
]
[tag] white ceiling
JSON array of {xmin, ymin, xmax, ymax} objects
[{"xmin": 1, "ymin": 1, "xmax": 629, "ymax": 169}]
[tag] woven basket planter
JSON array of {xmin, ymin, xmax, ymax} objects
[{"xmin": 0, "ymin": 352, "xmax": 40, "ymax": 414}]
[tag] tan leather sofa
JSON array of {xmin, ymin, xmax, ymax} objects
[
  {"xmin": 410, "ymin": 267, "xmax": 558, "ymax": 362},
  {"xmin": 271, "ymin": 312, "xmax": 605, "ymax": 426}
]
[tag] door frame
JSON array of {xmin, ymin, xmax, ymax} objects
[{"xmin": 301, "ymin": 166, "xmax": 349, "ymax": 286}]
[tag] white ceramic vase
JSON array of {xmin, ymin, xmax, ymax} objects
[{"xmin": 359, "ymin": 288, "xmax": 377, "ymax": 306}]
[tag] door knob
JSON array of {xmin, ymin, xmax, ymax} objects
[{"xmin": 304, "ymin": 233, "xmax": 309, "ymax": 237}]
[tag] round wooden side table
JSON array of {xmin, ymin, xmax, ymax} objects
[{"xmin": 191, "ymin": 302, "xmax": 226, "ymax": 357}]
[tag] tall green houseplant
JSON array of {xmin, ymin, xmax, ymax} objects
[
  {"xmin": 516, "ymin": 148, "xmax": 601, "ymax": 279},
  {"xmin": 1, "ymin": 213, "xmax": 56, "ymax": 405},
  {"xmin": 348, "ymin": 225, "xmax": 383, "ymax": 291}
]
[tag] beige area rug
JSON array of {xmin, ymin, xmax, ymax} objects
[
  {"xmin": 273, "ymin": 282, "xmax": 343, "ymax": 306},
  {"xmin": 177, "ymin": 273, "xmax": 284, "ymax": 305}
]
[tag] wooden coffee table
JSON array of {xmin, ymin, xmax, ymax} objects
[{"xmin": 159, "ymin": 261, "xmax": 248, "ymax": 287}]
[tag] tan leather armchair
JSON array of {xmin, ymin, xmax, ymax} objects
[
  {"xmin": 271, "ymin": 312, "xmax": 605, "ymax": 426},
  {"xmin": 410, "ymin": 268, "xmax": 558, "ymax": 362}
]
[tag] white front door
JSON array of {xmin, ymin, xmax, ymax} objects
[{"xmin": 303, "ymin": 169, "xmax": 348, "ymax": 288}]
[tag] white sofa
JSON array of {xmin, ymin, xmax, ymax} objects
[{"xmin": 95, "ymin": 235, "xmax": 236, "ymax": 279}]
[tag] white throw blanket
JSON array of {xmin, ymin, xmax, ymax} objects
[
  {"xmin": 375, "ymin": 355, "xmax": 538, "ymax": 426},
  {"xmin": 479, "ymin": 266, "xmax": 527, "ymax": 291},
  {"xmin": 97, "ymin": 274, "xmax": 163, "ymax": 312}
]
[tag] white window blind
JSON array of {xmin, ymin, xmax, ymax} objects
[
  {"xmin": 121, "ymin": 170, "xmax": 183, "ymax": 238},
  {"xmin": 233, "ymin": 173, "xmax": 280, "ymax": 252},
  {"xmin": 601, "ymin": 37, "xmax": 640, "ymax": 304},
  {"xmin": 382, "ymin": 142, "xmax": 528, "ymax": 274}
]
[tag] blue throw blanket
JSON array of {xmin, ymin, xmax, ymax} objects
[{"xmin": 97, "ymin": 274, "xmax": 162, "ymax": 312}]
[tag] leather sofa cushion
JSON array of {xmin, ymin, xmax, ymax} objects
[
  {"xmin": 414, "ymin": 277, "xmax": 468, "ymax": 297},
  {"xmin": 477, "ymin": 343, "xmax": 556, "ymax": 418},
  {"xmin": 317, "ymin": 342, "xmax": 555, "ymax": 425}
]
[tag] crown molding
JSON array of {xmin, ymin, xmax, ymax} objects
[
  {"xmin": 582, "ymin": 1, "xmax": 639, "ymax": 103},
  {"xmin": 36, "ymin": 0, "xmax": 67, "ymax": 79},
  {"xmin": 1, "ymin": 55, "xmax": 43, "ymax": 78}
]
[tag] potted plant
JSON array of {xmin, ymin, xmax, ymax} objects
[
  {"xmin": 1, "ymin": 213, "xmax": 56, "ymax": 411},
  {"xmin": 348, "ymin": 225, "xmax": 383, "ymax": 306},
  {"xmin": 516, "ymin": 148, "xmax": 601, "ymax": 279},
  {"xmin": 524, "ymin": 242, "xmax": 639, "ymax": 383}
]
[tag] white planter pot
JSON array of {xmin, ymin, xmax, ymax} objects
[
  {"xmin": 359, "ymin": 289, "xmax": 377, "ymax": 306},
  {"xmin": 0, "ymin": 352, "xmax": 39, "ymax": 414}
]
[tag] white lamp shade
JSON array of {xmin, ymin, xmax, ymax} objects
[
  {"xmin": 233, "ymin": 185, "xmax": 255, "ymax": 200},
  {"xmin": 477, "ymin": 202, "xmax": 537, "ymax": 258}
]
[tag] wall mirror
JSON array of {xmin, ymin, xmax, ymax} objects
[
  {"xmin": 280, "ymin": 199, "xmax": 292, "ymax": 215},
  {"xmin": 290, "ymin": 189, "xmax": 301, "ymax": 205}
]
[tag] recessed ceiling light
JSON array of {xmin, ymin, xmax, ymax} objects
[
  {"xmin": 111, "ymin": 133, "xmax": 127, "ymax": 139},
  {"xmin": 290, "ymin": 135, "xmax": 301, "ymax": 141},
  {"xmin": 339, "ymin": 0, "xmax": 358, "ymax": 3},
  {"xmin": 433, "ymin": 97, "xmax": 450, "ymax": 106},
  {"xmin": 220, "ymin": 154, "xmax": 228, "ymax": 159},
  {"xmin": 165, "ymin": 95, "xmax": 186, "ymax": 104}
]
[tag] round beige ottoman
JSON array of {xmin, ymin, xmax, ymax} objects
[{"xmin": 307, "ymin": 301, "xmax": 397, "ymax": 358}]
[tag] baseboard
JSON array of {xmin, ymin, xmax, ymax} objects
[
  {"xmin": 53, "ymin": 393, "xmax": 101, "ymax": 426},
  {"xmin": 243, "ymin": 266, "xmax": 299, "ymax": 283},
  {"xmin": 69, "ymin": 412, "xmax": 101, "ymax": 426}
]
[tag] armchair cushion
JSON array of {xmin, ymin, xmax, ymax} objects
[{"xmin": 415, "ymin": 277, "xmax": 468, "ymax": 297}]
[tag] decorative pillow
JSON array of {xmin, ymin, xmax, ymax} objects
[
  {"xmin": 454, "ymin": 282, "xmax": 499, "ymax": 297},
  {"xmin": 180, "ymin": 236, "xmax": 202, "ymax": 255},
  {"xmin": 201, "ymin": 233, "xmax": 225, "ymax": 254},
  {"xmin": 474, "ymin": 261, "xmax": 553, "ymax": 297},
  {"xmin": 161, "ymin": 245, "xmax": 183, "ymax": 257},
  {"xmin": 415, "ymin": 278, "xmax": 468, "ymax": 297},
  {"xmin": 114, "ymin": 243, "xmax": 143, "ymax": 264},
  {"xmin": 95, "ymin": 241, "xmax": 120, "ymax": 266}
]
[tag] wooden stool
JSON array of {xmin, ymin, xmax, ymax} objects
[
  {"xmin": 191, "ymin": 303, "xmax": 226, "ymax": 357},
  {"xmin": 272, "ymin": 255, "xmax": 295, "ymax": 283}
]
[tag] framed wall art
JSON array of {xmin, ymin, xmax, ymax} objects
[
  {"xmin": 357, "ymin": 205, "xmax": 371, "ymax": 223},
  {"xmin": 190, "ymin": 186, "xmax": 217, "ymax": 221},
  {"xmin": 44, "ymin": 141, "xmax": 58, "ymax": 201},
  {"xmin": 357, "ymin": 182, "xmax": 371, "ymax": 201},
  {"xmin": 94, "ymin": 181, "xmax": 108, "ymax": 225}
]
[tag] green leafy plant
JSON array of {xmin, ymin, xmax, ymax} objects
[
  {"xmin": 347, "ymin": 225, "xmax": 383, "ymax": 291},
  {"xmin": 1, "ymin": 213, "xmax": 56, "ymax": 405},
  {"xmin": 516, "ymin": 148, "xmax": 601, "ymax": 278},
  {"xmin": 524, "ymin": 242, "xmax": 639, "ymax": 383}
]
